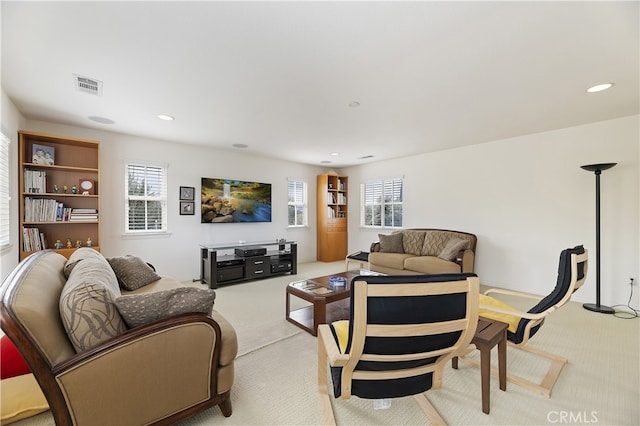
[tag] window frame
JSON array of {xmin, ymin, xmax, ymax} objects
[
  {"xmin": 360, "ymin": 177, "xmax": 404, "ymax": 229},
  {"xmin": 124, "ymin": 161, "xmax": 168, "ymax": 234},
  {"xmin": 287, "ymin": 178, "xmax": 308, "ymax": 228},
  {"xmin": 0, "ymin": 131, "xmax": 11, "ymax": 249}
]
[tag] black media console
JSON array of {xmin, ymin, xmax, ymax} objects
[{"xmin": 200, "ymin": 241, "xmax": 297, "ymax": 288}]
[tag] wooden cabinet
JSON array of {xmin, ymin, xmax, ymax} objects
[
  {"xmin": 18, "ymin": 131, "xmax": 100, "ymax": 260},
  {"xmin": 317, "ymin": 174, "xmax": 348, "ymax": 262}
]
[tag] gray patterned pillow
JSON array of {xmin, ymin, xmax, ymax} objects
[
  {"xmin": 115, "ymin": 287, "xmax": 216, "ymax": 328},
  {"xmin": 63, "ymin": 247, "xmax": 107, "ymax": 278},
  {"xmin": 438, "ymin": 238, "xmax": 470, "ymax": 261},
  {"xmin": 60, "ymin": 257, "xmax": 126, "ymax": 353},
  {"xmin": 107, "ymin": 255, "xmax": 161, "ymax": 291},
  {"xmin": 402, "ymin": 230, "xmax": 426, "ymax": 255},
  {"xmin": 378, "ymin": 233, "xmax": 404, "ymax": 253}
]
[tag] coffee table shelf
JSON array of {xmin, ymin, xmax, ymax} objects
[{"xmin": 287, "ymin": 300, "xmax": 350, "ymax": 336}]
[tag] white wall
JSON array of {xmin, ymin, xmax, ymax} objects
[
  {"xmin": 344, "ymin": 115, "xmax": 639, "ymax": 308},
  {"xmin": 0, "ymin": 90, "xmax": 25, "ymax": 281},
  {"xmin": 16, "ymin": 120, "xmax": 325, "ymax": 281}
]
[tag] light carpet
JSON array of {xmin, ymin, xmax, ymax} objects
[{"xmin": 12, "ymin": 261, "xmax": 640, "ymax": 425}]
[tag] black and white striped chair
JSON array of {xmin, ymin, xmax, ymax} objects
[
  {"xmin": 317, "ymin": 273, "xmax": 479, "ymax": 425},
  {"xmin": 476, "ymin": 245, "xmax": 588, "ymax": 397}
]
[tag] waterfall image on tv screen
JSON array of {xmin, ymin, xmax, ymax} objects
[{"xmin": 201, "ymin": 178, "xmax": 272, "ymax": 223}]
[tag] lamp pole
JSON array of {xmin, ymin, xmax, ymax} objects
[{"xmin": 580, "ymin": 163, "xmax": 616, "ymax": 314}]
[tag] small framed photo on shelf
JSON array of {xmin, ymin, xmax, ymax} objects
[
  {"xmin": 180, "ymin": 201, "xmax": 195, "ymax": 215},
  {"xmin": 32, "ymin": 144, "xmax": 55, "ymax": 165},
  {"xmin": 180, "ymin": 186, "xmax": 195, "ymax": 201}
]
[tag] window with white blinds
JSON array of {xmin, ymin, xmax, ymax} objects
[
  {"xmin": 125, "ymin": 163, "xmax": 168, "ymax": 233},
  {"xmin": 361, "ymin": 177, "xmax": 403, "ymax": 228},
  {"xmin": 287, "ymin": 179, "xmax": 307, "ymax": 227},
  {"xmin": 0, "ymin": 132, "xmax": 10, "ymax": 248}
]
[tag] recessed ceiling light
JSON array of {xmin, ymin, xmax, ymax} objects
[
  {"xmin": 157, "ymin": 114, "xmax": 175, "ymax": 121},
  {"xmin": 232, "ymin": 143, "xmax": 249, "ymax": 149},
  {"xmin": 88, "ymin": 116, "xmax": 115, "ymax": 125},
  {"xmin": 348, "ymin": 101, "xmax": 360, "ymax": 108},
  {"xmin": 320, "ymin": 160, "xmax": 332, "ymax": 164},
  {"xmin": 330, "ymin": 152, "xmax": 340, "ymax": 156},
  {"xmin": 587, "ymin": 83, "xmax": 614, "ymax": 93}
]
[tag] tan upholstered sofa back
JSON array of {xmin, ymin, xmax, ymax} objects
[{"xmin": 7, "ymin": 251, "xmax": 76, "ymax": 366}]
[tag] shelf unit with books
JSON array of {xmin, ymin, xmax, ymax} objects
[
  {"xmin": 18, "ymin": 131, "xmax": 100, "ymax": 260},
  {"xmin": 317, "ymin": 173, "xmax": 348, "ymax": 262}
]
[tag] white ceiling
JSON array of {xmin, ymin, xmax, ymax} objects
[{"xmin": 2, "ymin": 1, "xmax": 638, "ymax": 167}]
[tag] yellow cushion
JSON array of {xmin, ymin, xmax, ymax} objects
[
  {"xmin": 331, "ymin": 320, "xmax": 350, "ymax": 353},
  {"xmin": 0, "ymin": 374, "xmax": 49, "ymax": 424},
  {"xmin": 479, "ymin": 294, "xmax": 521, "ymax": 333}
]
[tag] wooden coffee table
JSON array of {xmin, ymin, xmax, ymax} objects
[{"xmin": 286, "ymin": 270, "xmax": 378, "ymax": 336}]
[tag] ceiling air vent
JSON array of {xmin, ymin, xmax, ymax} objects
[{"xmin": 73, "ymin": 74, "xmax": 103, "ymax": 96}]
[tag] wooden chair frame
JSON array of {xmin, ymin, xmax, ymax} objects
[
  {"xmin": 318, "ymin": 275, "xmax": 479, "ymax": 425},
  {"xmin": 464, "ymin": 250, "xmax": 589, "ymax": 398}
]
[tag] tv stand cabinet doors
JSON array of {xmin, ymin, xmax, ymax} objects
[{"xmin": 245, "ymin": 256, "xmax": 271, "ymax": 279}]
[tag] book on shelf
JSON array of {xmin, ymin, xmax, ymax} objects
[
  {"xmin": 24, "ymin": 198, "xmax": 96, "ymax": 222},
  {"xmin": 69, "ymin": 216, "xmax": 99, "ymax": 221},
  {"xmin": 23, "ymin": 169, "xmax": 47, "ymax": 193},
  {"xmin": 69, "ymin": 208, "xmax": 99, "ymax": 221},
  {"xmin": 327, "ymin": 206, "xmax": 335, "ymax": 218},
  {"xmin": 22, "ymin": 227, "xmax": 46, "ymax": 252}
]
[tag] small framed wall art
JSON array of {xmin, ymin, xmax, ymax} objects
[
  {"xmin": 32, "ymin": 144, "xmax": 55, "ymax": 165},
  {"xmin": 180, "ymin": 201, "xmax": 195, "ymax": 215},
  {"xmin": 180, "ymin": 186, "xmax": 195, "ymax": 201}
]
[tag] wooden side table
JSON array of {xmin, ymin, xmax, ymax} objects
[{"xmin": 452, "ymin": 317, "xmax": 508, "ymax": 414}]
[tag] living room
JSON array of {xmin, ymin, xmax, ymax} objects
[{"xmin": 1, "ymin": 1, "xmax": 639, "ymax": 425}]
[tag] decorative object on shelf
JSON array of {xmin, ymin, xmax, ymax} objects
[
  {"xmin": 180, "ymin": 186, "xmax": 195, "ymax": 201},
  {"xmin": 86, "ymin": 238, "xmax": 92, "ymax": 247},
  {"xmin": 54, "ymin": 240, "xmax": 63, "ymax": 249},
  {"xmin": 63, "ymin": 185, "xmax": 68, "ymax": 193},
  {"xmin": 71, "ymin": 185, "xmax": 78, "ymax": 194},
  {"xmin": 580, "ymin": 162, "xmax": 617, "ymax": 314},
  {"xmin": 75, "ymin": 240, "xmax": 82, "ymax": 248},
  {"xmin": 79, "ymin": 179, "xmax": 95, "ymax": 195},
  {"xmin": 66, "ymin": 239, "xmax": 73, "ymax": 249},
  {"xmin": 32, "ymin": 144, "xmax": 54, "ymax": 165},
  {"xmin": 180, "ymin": 201, "xmax": 195, "ymax": 215},
  {"xmin": 53, "ymin": 184, "xmax": 59, "ymax": 193}
]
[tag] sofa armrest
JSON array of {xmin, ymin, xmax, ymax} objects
[
  {"xmin": 370, "ymin": 242, "xmax": 381, "ymax": 252},
  {"xmin": 52, "ymin": 313, "xmax": 231, "ymax": 425},
  {"xmin": 455, "ymin": 249, "xmax": 475, "ymax": 273}
]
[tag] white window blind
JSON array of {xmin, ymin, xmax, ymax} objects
[
  {"xmin": 287, "ymin": 179, "xmax": 307, "ymax": 227},
  {"xmin": 0, "ymin": 132, "xmax": 10, "ymax": 248},
  {"xmin": 125, "ymin": 163, "xmax": 167, "ymax": 233},
  {"xmin": 361, "ymin": 177, "xmax": 403, "ymax": 228}
]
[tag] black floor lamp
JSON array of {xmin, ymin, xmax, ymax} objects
[{"xmin": 580, "ymin": 162, "xmax": 616, "ymax": 314}]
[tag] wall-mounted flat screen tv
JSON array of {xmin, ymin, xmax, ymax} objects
[{"xmin": 201, "ymin": 177, "xmax": 272, "ymax": 223}]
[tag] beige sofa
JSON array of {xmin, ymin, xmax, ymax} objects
[
  {"xmin": 0, "ymin": 248, "xmax": 237, "ymax": 425},
  {"xmin": 369, "ymin": 228, "xmax": 477, "ymax": 275}
]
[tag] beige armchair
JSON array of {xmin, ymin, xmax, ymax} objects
[{"xmin": 1, "ymin": 250, "xmax": 237, "ymax": 425}]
